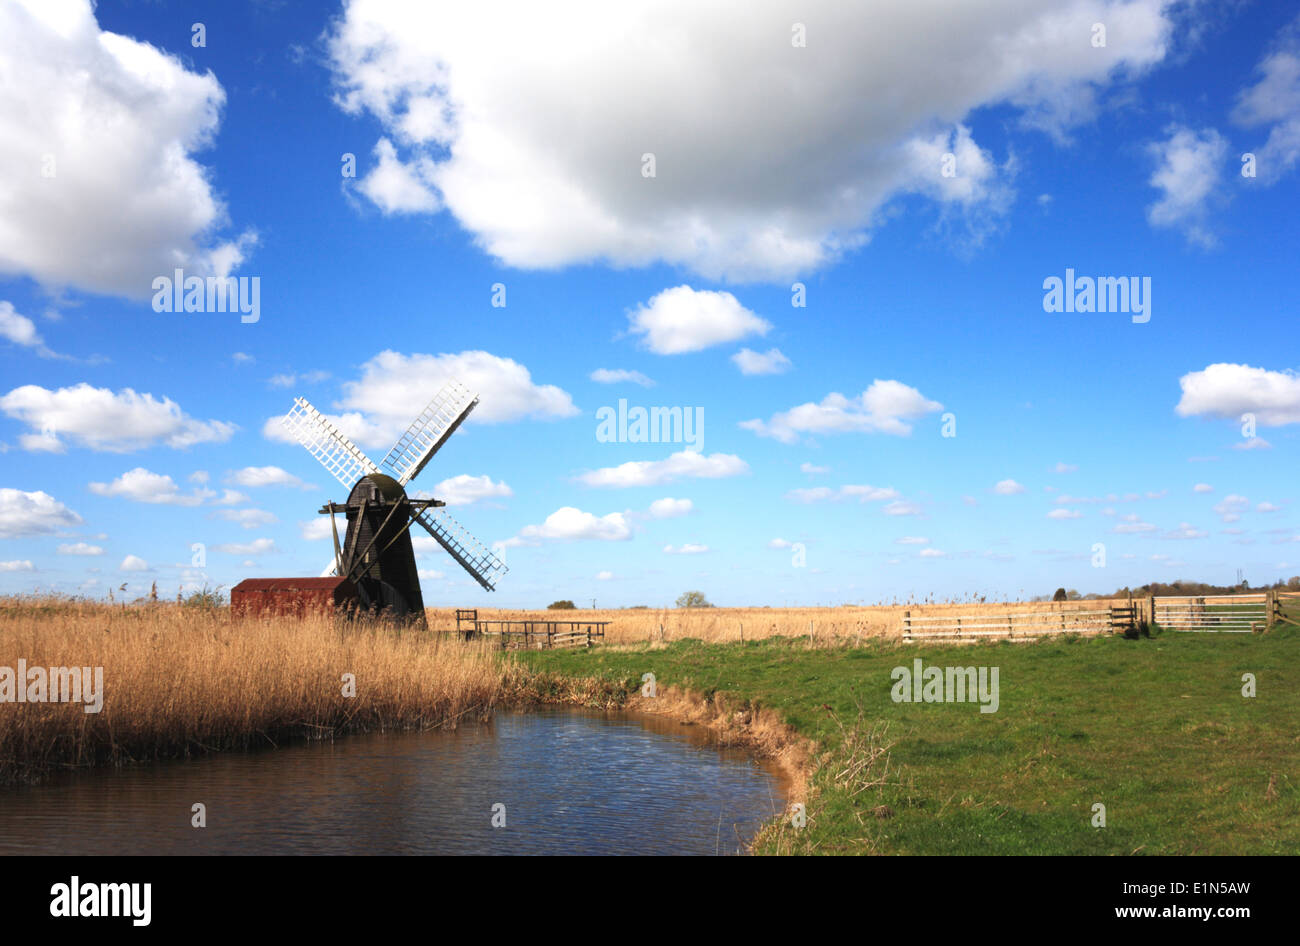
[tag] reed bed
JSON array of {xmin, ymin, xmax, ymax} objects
[
  {"xmin": 0, "ymin": 597, "xmax": 504, "ymax": 785},
  {"xmin": 428, "ymin": 599, "xmax": 1125, "ymax": 645}
]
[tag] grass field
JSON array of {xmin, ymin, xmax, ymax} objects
[{"xmin": 517, "ymin": 626, "xmax": 1299, "ymax": 855}]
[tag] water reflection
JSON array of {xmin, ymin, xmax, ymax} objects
[{"xmin": 0, "ymin": 707, "xmax": 786, "ymax": 855}]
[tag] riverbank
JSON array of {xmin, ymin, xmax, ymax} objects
[{"xmin": 517, "ymin": 628, "xmax": 1300, "ymax": 855}]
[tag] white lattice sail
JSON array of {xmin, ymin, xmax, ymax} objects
[
  {"xmin": 413, "ymin": 507, "xmax": 507, "ymax": 592},
  {"xmin": 382, "ymin": 381, "xmax": 479, "ymax": 486},
  {"xmin": 281, "ymin": 398, "xmax": 380, "ymax": 491}
]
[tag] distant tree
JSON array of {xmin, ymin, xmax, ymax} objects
[
  {"xmin": 547, "ymin": 599, "xmax": 576, "ymax": 610},
  {"xmin": 675, "ymin": 590, "xmax": 712, "ymax": 608},
  {"xmin": 1052, "ymin": 588, "xmax": 1068, "ymax": 602}
]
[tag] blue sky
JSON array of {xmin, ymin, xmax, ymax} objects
[{"xmin": 1, "ymin": 0, "xmax": 1297, "ymax": 607}]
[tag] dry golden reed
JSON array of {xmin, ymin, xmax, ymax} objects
[
  {"xmin": 428, "ymin": 599, "xmax": 1124, "ymax": 646},
  {"xmin": 0, "ymin": 597, "xmax": 504, "ymax": 784}
]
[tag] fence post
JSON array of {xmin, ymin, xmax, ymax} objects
[
  {"xmin": 903, "ymin": 610, "xmax": 910, "ymax": 641},
  {"xmin": 1265, "ymin": 590, "xmax": 1276, "ymax": 630},
  {"xmin": 1147, "ymin": 595, "xmax": 1156, "ymax": 629}
]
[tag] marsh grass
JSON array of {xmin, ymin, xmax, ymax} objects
[{"xmin": 0, "ymin": 596, "xmax": 504, "ymax": 784}]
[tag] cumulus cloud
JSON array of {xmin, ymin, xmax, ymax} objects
[
  {"xmin": 57, "ymin": 542, "xmax": 103, "ymax": 556},
  {"xmin": 358, "ymin": 137, "xmax": 440, "ymax": 214},
  {"xmin": 0, "ymin": 301, "xmax": 53, "ymax": 355},
  {"xmin": 590, "ymin": 368, "xmax": 654, "ymax": 387},
  {"xmin": 577, "ymin": 450, "xmax": 748, "ymax": 488},
  {"xmin": 119, "ymin": 555, "xmax": 150, "ymax": 572},
  {"xmin": 1232, "ymin": 27, "xmax": 1300, "ymax": 184},
  {"xmin": 506, "ymin": 506, "xmax": 632, "ymax": 546},
  {"xmin": 0, "ymin": 488, "xmax": 83, "ymax": 538},
  {"xmin": 227, "ymin": 466, "xmax": 307, "ymax": 489},
  {"xmin": 0, "ymin": 384, "xmax": 236, "ymax": 452},
  {"xmin": 0, "ymin": 0, "xmax": 253, "ymax": 297},
  {"xmin": 325, "ymin": 0, "xmax": 1172, "ymax": 281},
  {"xmin": 896, "ymin": 536, "xmax": 929, "ymax": 545},
  {"xmin": 213, "ymin": 538, "xmax": 277, "ymax": 556},
  {"xmin": 883, "ymin": 500, "xmax": 923, "ymax": 517},
  {"xmin": 1051, "ymin": 462, "xmax": 1078, "ymax": 474},
  {"xmin": 212, "ymin": 508, "xmax": 278, "ymax": 530},
  {"xmin": 266, "ymin": 350, "xmax": 577, "ymax": 449},
  {"xmin": 628, "ymin": 286, "xmax": 770, "ymax": 354},
  {"xmin": 429, "ymin": 474, "xmax": 513, "ymax": 505},
  {"xmin": 741, "ymin": 379, "xmax": 942, "ymax": 443},
  {"xmin": 0, "ymin": 560, "xmax": 34, "ymax": 572},
  {"xmin": 732, "ymin": 347, "xmax": 792, "ymax": 376},
  {"xmin": 1145, "ymin": 125, "xmax": 1228, "ymax": 247},
  {"xmin": 89, "ymin": 468, "xmax": 214, "ymax": 506},
  {"xmin": 1047, "ymin": 508, "xmax": 1082, "ymax": 519},
  {"xmin": 1193, "ymin": 483, "xmax": 1213, "ymax": 493},
  {"xmin": 800, "ymin": 462, "xmax": 829, "ymax": 474},
  {"xmin": 647, "ymin": 497, "xmax": 693, "ymax": 519},
  {"xmin": 993, "ymin": 479, "xmax": 1026, "ymax": 495},
  {"xmin": 1175, "ymin": 364, "xmax": 1300, "ymax": 426}
]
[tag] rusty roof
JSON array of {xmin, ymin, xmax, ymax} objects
[{"xmin": 231, "ymin": 577, "xmax": 355, "ymax": 593}]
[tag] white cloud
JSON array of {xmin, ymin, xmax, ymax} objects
[
  {"xmin": 896, "ymin": 536, "xmax": 929, "ymax": 545},
  {"xmin": 1145, "ymin": 125, "xmax": 1228, "ymax": 247},
  {"xmin": 0, "ymin": 560, "xmax": 34, "ymax": 572},
  {"xmin": 785, "ymin": 484, "xmax": 898, "ymax": 504},
  {"xmin": 1175, "ymin": 364, "xmax": 1300, "ymax": 426},
  {"xmin": 214, "ymin": 490, "xmax": 248, "ymax": 506},
  {"xmin": 189, "ymin": 470, "xmax": 211, "ymax": 484},
  {"xmin": 325, "ymin": 0, "xmax": 1171, "ymax": 281},
  {"xmin": 0, "ymin": 383, "xmax": 236, "ymax": 452},
  {"xmin": 1234, "ymin": 437, "xmax": 1272, "ymax": 451},
  {"xmin": 0, "ymin": 301, "xmax": 51, "ymax": 355},
  {"xmin": 358, "ymin": 137, "xmax": 440, "ymax": 214},
  {"xmin": 0, "ymin": 488, "xmax": 83, "ymax": 538},
  {"xmin": 590, "ymin": 368, "xmax": 654, "ymax": 387},
  {"xmin": 57, "ymin": 542, "xmax": 103, "ymax": 556},
  {"xmin": 1112, "ymin": 518, "xmax": 1157, "ymax": 534},
  {"xmin": 919, "ymin": 548, "xmax": 946, "ymax": 558},
  {"xmin": 800, "ymin": 462, "xmax": 829, "ymax": 474},
  {"xmin": 741, "ymin": 379, "xmax": 942, "ymax": 443},
  {"xmin": 300, "ymin": 519, "xmax": 334, "ymax": 541},
  {"xmin": 418, "ymin": 568, "xmax": 445, "ymax": 580},
  {"xmin": 89, "ymin": 468, "xmax": 214, "ymax": 507},
  {"xmin": 119, "ymin": 555, "xmax": 150, "ymax": 572},
  {"xmin": 1051, "ymin": 462, "xmax": 1078, "ymax": 474},
  {"xmin": 768, "ymin": 538, "xmax": 793, "ymax": 549},
  {"xmin": 265, "ymin": 350, "xmax": 577, "ymax": 449},
  {"xmin": 429, "ymin": 474, "xmax": 513, "ymax": 505},
  {"xmin": 227, "ymin": 466, "xmax": 307, "ymax": 489},
  {"xmin": 1163, "ymin": 522, "xmax": 1207, "ymax": 540},
  {"xmin": 883, "ymin": 500, "xmax": 923, "ymax": 517},
  {"xmin": 212, "ymin": 508, "xmax": 278, "ymax": 530},
  {"xmin": 993, "ymin": 479, "xmax": 1025, "ymax": 495},
  {"xmin": 595, "ymin": 570, "xmax": 614, "ymax": 580},
  {"xmin": 1232, "ymin": 32, "xmax": 1300, "ymax": 184},
  {"xmin": 0, "ymin": 0, "xmax": 253, "ymax": 297},
  {"xmin": 213, "ymin": 538, "xmax": 277, "ymax": 556},
  {"xmin": 1213, "ymin": 494, "xmax": 1249, "ymax": 522},
  {"xmin": 664, "ymin": 543, "xmax": 709, "ymax": 555},
  {"xmin": 1257, "ymin": 501, "xmax": 1281, "ymax": 513},
  {"xmin": 1193, "ymin": 483, "xmax": 1213, "ymax": 493},
  {"xmin": 628, "ymin": 286, "xmax": 769, "ymax": 354},
  {"xmin": 1047, "ymin": 508, "xmax": 1082, "ymax": 520},
  {"xmin": 577, "ymin": 450, "xmax": 748, "ymax": 488},
  {"xmin": 647, "ymin": 497, "xmax": 693, "ymax": 519},
  {"xmin": 732, "ymin": 347, "xmax": 791, "ymax": 376},
  {"xmin": 506, "ymin": 506, "xmax": 632, "ymax": 545}
]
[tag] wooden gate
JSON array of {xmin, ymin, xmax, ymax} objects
[{"xmin": 1152, "ymin": 594, "xmax": 1268, "ymax": 633}]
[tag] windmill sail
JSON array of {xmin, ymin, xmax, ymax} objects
[
  {"xmin": 413, "ymin": 507, "xmax": 507, "ymax": 591},
  {"xmin": 381, "ymin": 381, "xmax": 479, "ymax": 486},
  {"xmin": 281, "ymin": 397, "xmax": 380, "ymax": 492}
]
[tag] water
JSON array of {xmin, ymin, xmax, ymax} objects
[{"xmin": 0, "ymin": 707, "xmax": 787, "ymax": 855}]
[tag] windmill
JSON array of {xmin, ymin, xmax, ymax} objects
[{"xmin": 279, "ymin": 379, "xmax": 507, "ymax": 623}]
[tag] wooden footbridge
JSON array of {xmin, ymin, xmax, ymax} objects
[{"xmin": 454, "ymin": 609, "xmax": 609, "ymax": 649}]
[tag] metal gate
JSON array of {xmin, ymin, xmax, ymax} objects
[{"xmin": 1153, "ymin": 594, "xmax": 1267, "ymax": 633}]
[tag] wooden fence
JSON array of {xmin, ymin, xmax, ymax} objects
[
  {"xmin": 454, "ymin": 609, "xmax": 609, "ymax": 649},
  {"xmin": 1152, "ymin": 593, "xmax": 1269, "ymax": 633},
  {"xmin": 902, "ymin": 605, "xmax": 1134, "ymax": 642}
]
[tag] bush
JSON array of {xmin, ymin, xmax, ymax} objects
[
  {"xmin": 675, "ymin": 590, "xmax": 712, "ymax": 608},
  {"xmin": 546, "ymin": 600, "xmax": 576, "ymax": 610},
  {"xmin": 183, "ymin": 585, "xmax": 226, "ymax": 610},
  {"xmin": 1052, "ymin": 588, "xmax": 1068, "ymax": 602}
]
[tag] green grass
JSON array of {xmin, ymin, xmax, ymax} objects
[{"xmin": 515, "ymin": 626, "xmax": 1299, "ymax": 855}]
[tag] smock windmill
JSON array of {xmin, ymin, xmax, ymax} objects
[{"xmin": 279, "ymin": 379, "xmax": 507, "ymax": 622}]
